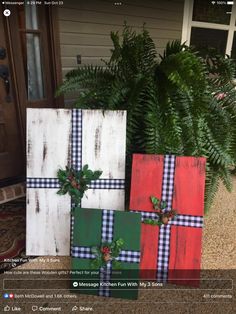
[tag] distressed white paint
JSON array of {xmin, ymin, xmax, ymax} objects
[
  {"xmin": 81, "ymin": 110, "xmax": 126, "ymax": 210},
  {"xmin": 82, "ymin": 189, "xmax": 125, "ymax": 211},
  {"xmin": 82, "ymin": 110, "xmax": 126, "ymax": 179},
  {"xmin": 26, "ymin": 190, "xmax": 71, "ymax": 256},
  {"xmin": 26, "ymin": 109, "xmax": 126, "ymax": 256},
  {"xmin": 27, "ymin": 109, "xmax": 71, "ymax": 256},
  {"xmin": 27, "ymin": 109, "xmax": 71, "ymax": 178}
]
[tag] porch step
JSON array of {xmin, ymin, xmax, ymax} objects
[{"xmin": 0, "ymin": 182, "xmax": 25, "ymax": 204}]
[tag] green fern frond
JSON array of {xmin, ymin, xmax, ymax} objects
[
  {"xmin": 56, "ymin": 26, "xmax": 236, "ymax": 213},
  {"xmin": 204, "ymin": 166, "xmax": 220, "ymax": 213}
]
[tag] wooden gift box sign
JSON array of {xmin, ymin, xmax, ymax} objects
[
  {"xmin": 129, "ymin": 154, "xmax": 206, "ymax": 286},
  {"xmin": 71, "ymin": 208, "xmax": 141, "ymax": 300},
  {"xmin": 26, "ymin": 109, "xmax": 126, "ymax": 256}
]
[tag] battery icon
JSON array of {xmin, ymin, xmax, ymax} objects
[{"xmin": 227, "ymin": 1, "xmax": 234, "ymax": 4}]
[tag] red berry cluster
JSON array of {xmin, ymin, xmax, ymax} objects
[
  {"xmin": 160, "ymin": 209, "xmax": 177, "ymax": 224},
  {"xmin": 101, "ymin": 246, "xmax": 110, "ymax": 254}
]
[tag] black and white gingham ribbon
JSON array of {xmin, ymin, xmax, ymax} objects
[
  {"xmin": 130, "ymin": 210, "xmax": 203, "ymax": 229},
  {"xmin": 130, "ymin": 155, "xmax": 203, "ymax": 283},
  {"xmin": 26, "ymin": 109, "xmax": 125, "ymax": 190},
  {"xmin": 26, "ymin": 178, "xmax": 60, "ymax": 189},
  {"xmin": 157, "ymin": 155, "xmax": 176, "ymax": 282},
  {"xmin": 98, "ymin": 209, "xmax": 113, "ymax": 297},
  {"xmin": 171, "ymin": 214, "xmax": 203, "ymax": 228},
  {"xmin": 130, "ymin": 210, "xmax": 159, "ymax": 221},
  {"xmin": 161, "ymin": 155, "xmax": 176, "ymax": 212},
  {"xmin": 72, "ymin": 209, "xmax": 140, "ymax": 297},
  {"xmin": 72, "ymin": 247, "xmax": 141, "ymax": 264},
  {"xmin": 89, "ymin": 179, "xmax": 125, "ymax": 190},
  {"xmin": 72, "ymin": 246, "xmax": 95, "ymax": 259},
  {"xmin": 26, "ymin": 178, "xmax": 125, "ymax": 190},
  {"xmin": 72, "ymin": 109, "xmax": 83, "ymax": 171}
]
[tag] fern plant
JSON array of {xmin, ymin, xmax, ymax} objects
[{"xmin": 56, "ymin": 26, "xmax": 236, "ymax": 213}]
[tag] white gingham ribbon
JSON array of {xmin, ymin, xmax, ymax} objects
[
  {"xmin": 130, "ymin": 155, "xmax": 203, "ymax": 283},
  {"xmin": 72, "ymin": 209, "xmax": 140, "ymax": 297}
]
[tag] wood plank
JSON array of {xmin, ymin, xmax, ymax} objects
[
  {"xmin": 82, "ymin": 190, "xmax": 125, "ymax": 211},
  {"xmin": 61, "ymin": 49, "xmax": 165, "ymax": 73},
  {"xmin": 61, "ymin": 47, "xmax": 166, "ymax": 75},
  {"xmin": 58, "ymin": 0, "xmax": 183, "ymax": 73},
  {"xmin": 130, "ymin": 154, "xmax": 164, "ymax": 212},
  {"xmin": 60, "ymin": 32, "xmax": 171, "ymax": 48},
  {"xmin": 59, "ymin": 8, "xmax": 183, "ymax": 30},
  {"xmin": 81, "ymin": 110, "xmax": 126, "ymax": 210},
  {"xmin": 26, "ymin": 109, "xmax": 71, "ymax": 256},
  {"xmin": 60, "ymin": 33, "xmax": 112, "ymax": 46},
  {"xmin": 59, "ymin": 21, "xmax": 182, "ymax": 39},
  {"xmin": 167, "ymin": 156, "xmax": 205, "ymax": 286},
  {"xmin": 168, "ymin": 226, "xmax": 202, "ymax": 286},
  {"xmin": 27, "ymin": 109, "xmax": 71, "ymax": 177},
  {"xmin": 26, "ymin": 190, "xmax": 71, "ymax": 256},
  {"xmin": 82, "ymin": 110, "xmax": 126, "ymax": 179},
  {"xmin": 60, "ymin": 45, "xmax": 112, "ymax": 58},
  {"xmin": 61, "ymin": 56, "xmax": 108, "ymax": 68},
  {"xmin": 140, "ymin": 224, "xmax": 159, "ymax": 280},
  {"xmin": 172, "ymin": 156, "xmax": 206, "ymax": 216},
  {"xmin": 61, "ymin": 0, "xmax": 184, "ymax": 17}
]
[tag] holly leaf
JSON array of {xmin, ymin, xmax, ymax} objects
[
  {"xmin": 143, "ymin": 218, "xmax": 162, "ymax": 226},
  {"xmin": 73, "ymin": 189, "xmax": 82, "ymax": 197},
  {"xmin": 112, "ymin": 248, "xmax": 120, "ymax": 257},
  {"xmin": 112, "ymin": 260, "xmax": 122, "ymax": 270},
  {"xmin": 115, "ymin": 238, "xmax": 124, "ymax": 248},
  {"xmin": 57, "ymin": 189, "xmax": 67, "ymax": 195},
  {"xmin": 160, "ymin": 200, "xmax": 167, "ymax": 209},
  {"xmin": 82, "ymin": 164, "xmax": 89, "ymax": 171},
  {"xmin": 85, "ymin": 169, "xmax": 93, "ymax": 179},
  {"xmin": 151, "ymin": 196, "xmax": 159, "ymax": 206},
  {"xmin": 93, "ymin": 170, "xmax": 103, "ymax": 180},
  {"xmin": 91, "ymin": 246, "xmax": 100, "ymax": 256},
  {"xmin": 110, "ymin": 243, "xmax": 115, "ymax": 251},
  {"xmin": 143, "ymin": 218, "xmax": 154, "ymax": 224},
  {"xmin": 57, "ymin": 168, "xmax": 66, "ymax": 176},
  {"xmin": 91, "ymin": 259, "xmax": 102, "ymax": 269}
]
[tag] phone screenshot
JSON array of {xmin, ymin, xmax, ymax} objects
[{"xmin": 0, "ymin": 0, "xmax": 235, "ymax": 313}]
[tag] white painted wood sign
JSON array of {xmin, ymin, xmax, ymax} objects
[{"xmin": 26, "ymin": 109, "xmax": 126, "ymax": 256}]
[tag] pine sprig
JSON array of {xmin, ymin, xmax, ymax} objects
[
  {"xmin": 57, "ymin": 165, "xmax": 102, "ymax": 206},
  {"xmin": 91, "ymin": 238, "xmax": 124, "ymax": 269},
  {"xmin": 143, "ymin": 196, "xmax": 177, "ymax": 226}
]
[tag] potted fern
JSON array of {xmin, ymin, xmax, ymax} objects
[{"xmin": 56, "ymin": 26, "xmax": 236, "ymax": 212}]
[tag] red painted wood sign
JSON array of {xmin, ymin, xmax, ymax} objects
[{"xmin": 129, "ymin": 154, "xmax": 206, "ymax": 286}]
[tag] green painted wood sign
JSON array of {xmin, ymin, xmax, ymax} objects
[{"xmin": 71, "ymin": 207, "xmax": 142, "ymax": 299}]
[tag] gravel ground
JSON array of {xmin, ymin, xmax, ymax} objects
[{"xmin": 10, "ymin": 177, "xmax": 236, "ymax": 313}]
